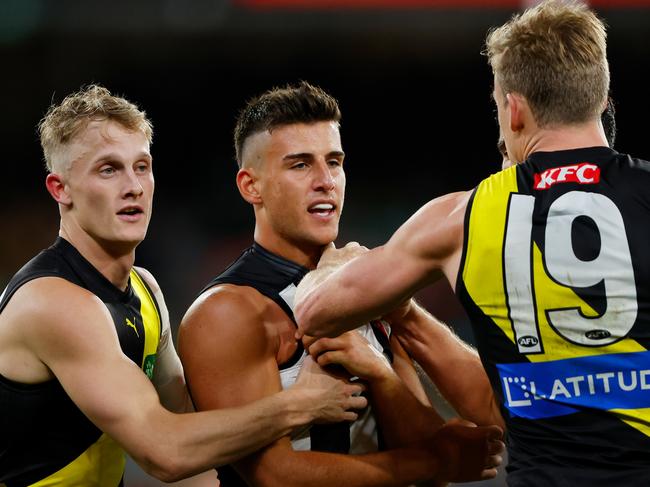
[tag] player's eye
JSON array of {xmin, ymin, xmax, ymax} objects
[{"xmin": 135, "ymin": 162, "xmax": 150, "ymax": 173}]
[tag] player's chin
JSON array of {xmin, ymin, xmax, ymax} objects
[
  {"xmin": 112, "ymin": 229, "xmax": 148, "ymax": 248},
  {"xmin": 310, "ymin": 226, "xmax": 339, "ymax": 247}
]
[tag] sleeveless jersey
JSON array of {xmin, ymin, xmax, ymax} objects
[
  {"xmin": 457, "ymin": 147, "xmax": 650, "ymax": 486},
  {"xmin": 0, "ymin": 237, "xmax": 162, "ymax": 487},
  {"xmin": 201, "ymin": 242, "xmax": 392, "ymax": 486}
]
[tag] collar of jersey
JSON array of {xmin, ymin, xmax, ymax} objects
[{"xmin": 53, "ymin": 237, "xmax": 135, "ymax": 304}]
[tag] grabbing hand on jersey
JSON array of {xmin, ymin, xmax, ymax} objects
[
  {"xmin": 428, "ymin": 418, "xmax": 505, "ymax": 482},
  {"xmin": 303, "ymin": 330, "xmax": 393, "ymax": 382},
  {"xmin": 317, "ymin": 241, "xmax": 369, "ymax": 270},
  {"xmin": 292, "ymin": 355, "xmax": 368, "ymax": 423},
  {"xmin": 294, "ymin": 242, "xmax": 371, "ymax": 341}
]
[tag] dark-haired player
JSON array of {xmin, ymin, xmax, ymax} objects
[{"xmin": 179, "ymin": 81, "xmax": 504, "ymax": 486}]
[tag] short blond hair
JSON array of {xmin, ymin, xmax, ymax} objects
[
  {"xmin": 486, "ymin": 0, "xmax": 609, "ymax": 127},
  {"xmin": 38, "ymin": 85, "xmax": 153, "ymax": 172}
]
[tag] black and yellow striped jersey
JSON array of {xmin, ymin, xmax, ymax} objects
[
  {"xmin": 457, "ymin": 147, "xmax": 650, "ymax": 486},
  {"xmin": 0, "ymin": 237, "xmax": 161, "ymax": 486}
]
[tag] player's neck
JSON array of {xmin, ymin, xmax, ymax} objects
[
  {"xmin": 521, "ymin": 120, "xmax": 609, "ymax": 161},
  {"xmin": 254, "ymin": 227, "xmax": 323, "ymax": 269},
  {"xmin": 59, "ymin": 225, "xmax": 136, "ymax": 291}
]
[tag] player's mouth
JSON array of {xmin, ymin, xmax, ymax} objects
[
  {"xmin": 117, "ymin": 205, "xmax": 145, "ymax": 222},
  {"xmin": 308, "ymin": 201, "xmax": 337, "ymax": 219}
]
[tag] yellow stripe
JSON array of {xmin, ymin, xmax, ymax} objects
[
  {"xmin": 29, "ymin": 434, "xmax": 124, "ymax": 486},
  {"xmin": 130, "ymin": 270, "xmax": 161, "ymax": 375},
  {"xmin": 463, "ymin": 166, "xmax": 518, "ymax": 344}
]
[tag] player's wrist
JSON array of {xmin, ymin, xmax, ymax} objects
[
  {"xmin": 365, "ymin": 365, "xmax": 399, "ymax": 390},
  {"xmin": 382, "ymin": 299, "xmax": 421, "ymax": 327},
  {"xmin": 385, "ymin": 446, "xmax": 443, "ymax": 484},
  {"xmin": 277, "ymin": 388, "xmax": 317, "ymax": 426}
]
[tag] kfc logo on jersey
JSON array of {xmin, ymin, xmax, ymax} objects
[{"xmin": 534, "ymin": 163, "xmax": 600, "ymax": 190}]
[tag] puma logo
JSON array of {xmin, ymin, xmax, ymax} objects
[{"xmin": 125, "ymin": 317, "xmax": 139, "ymax": 337}]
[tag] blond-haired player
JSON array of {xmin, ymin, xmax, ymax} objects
[
  {"xmin": 0, "ymin": 85, "xmax": 367, "ymax": 485},
  {"xmin": 296, "ymin": 2, "xmax": 650, "ymax": 485}
]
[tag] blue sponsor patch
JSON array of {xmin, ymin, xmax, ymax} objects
[{"xmin": 497, "ymin": 350, "xmax": 650, "ymax": 419}]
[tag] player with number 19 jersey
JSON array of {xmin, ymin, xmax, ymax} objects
[{"xmin": 457, "ymin": 146, "xmax": 650, "ymax": 485}]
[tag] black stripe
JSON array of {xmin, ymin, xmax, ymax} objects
[{"xmin": 455, "ymin": 187, "xmax": 478, "ymax": 296}]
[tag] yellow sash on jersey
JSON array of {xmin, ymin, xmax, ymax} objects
[
  {"xmin": 130, "ymin": 269, "xmax": 161, "ymax": 379},
  {"xmin": 29, "ymin": 434, "xmax": 124, "ymax": 487}
]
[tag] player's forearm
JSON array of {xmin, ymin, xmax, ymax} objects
[
  {"xmin": 137, "ymin": 389, "xmax": 315, "ymax": 481},
  {"xmin": 242, "ymin": 447, "xmax": 442, "ymax": 487},
  {"xmin": 295, "ymin": 267, "xmax": 361, "ymax": 337},
  {"xmin": 394, "ymin": 304, "xmax": 503, "ymax": 427},
  {"xmin": 367, "ymin": 369, "xmax": 443, "ymax": 447},
  {"xmin": 296, "ymin": 248, "xmax": 410, "ymax": 338}
]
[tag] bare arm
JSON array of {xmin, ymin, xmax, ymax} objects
[
  {"xmin": 18, "ymin": 278, "xmax": 360, "ymax": 482},
  {"xmin": 179, "ymin": 285, "xmax": 503, "ymax": 486},
  {"xmin": 372, "ymin": 336, "xmax": 445, "ymax": 444},
  {"xmin": 135, "ymin": 266, "xmax": 193, "ymax": 413},
  {"xmin": 305, "ymin": 330, "xmax": 444, "ymax": 448},
  {"xmin": 295, "ymin": 191, "xmax": 470, "ymax": 338},
  {"xmin": 391, "ymin": 302, "xmax": 504, "ymax": 428}
]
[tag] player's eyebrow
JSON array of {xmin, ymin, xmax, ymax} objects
[
  {"xmin": 283, "ymin": 152, "xmax": 315, "ymax": 161},
  {"xmin": 326, "ymin": 151, "xmax": 345, "ymax": 159},
  {"xmin": 283, "ymin": 151, "xmax": 345, "ymax": 161}
]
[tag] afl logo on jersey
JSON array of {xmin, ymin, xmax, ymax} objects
[
  {"xmin": 534, "ymin": 163, "xmax": 600, "ymax": 190},
  {"xmin": 518, "ymin": 335, "xmax": 539, "ymax": 348},
  {"xmin": 585, "ymin": 329, "xmax": 612, "ymax": 340}
]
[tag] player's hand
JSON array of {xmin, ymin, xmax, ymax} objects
[
  {"xmin": 304, "ymin": 330, "xmax": 393, "ymax": 382},
  {"xmin": 292, "ymin": 355, "xmax": 368, "ymax": 423},
  {"xmin": 294, "ymin": 242, "xmax": 370, "ymax": 341},
  {"xmin": 428, "ymin": 418, "xmax": 504, "ymax": 483},
  {"xmin": 317, "ymin": 241, "xmax": 368, "ymax": 270}
]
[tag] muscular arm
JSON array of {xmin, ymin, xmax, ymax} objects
[
  {"xmin": 16, "ymin": 278, "xmax": 357, "ymax": 482},
  {"xmin": 307, "ymin": 331, "xmax": 444, "ymax": 449},
  {"xmin": 371, "ymin": 336, "xmax": 445, "ymax": 445},
  {"xmin": 295, "ymin": 191, "xmax": 470, "ymax": 338},
  {"xmin": 178, "ymin": 285, "xmax": 497, "ymax": 487},
  {"xmin": 391, "ymin": 303, "xmax": 504, "ymax": 429},
  {"xmin": 135, "ymin": 267, "xmax": 193, "ymax": 413}
]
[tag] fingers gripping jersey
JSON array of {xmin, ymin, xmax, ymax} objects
[
  {"xmin": 0, "ymin": 238, "xmax": 162, "ymax": 487},
  {"xmin": 457, "ymin": 147, "xmax": 650, "ymax": 486},
  {"xmin": 201, "ymin": 242, "xmax": 392, "ymax": 486}
]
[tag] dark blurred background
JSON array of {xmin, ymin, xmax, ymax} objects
[{"xmin": 1, "ymin": 1, "xmax": 649, "ymax": 485}]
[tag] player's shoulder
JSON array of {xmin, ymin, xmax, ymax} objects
[
  {"xmin": 179, "ymin": 284, "xmax": 281, "ymax": 359},
  {"xmin": 620, "ymin": 152, "xmax": 650, "ymax": 174},
  {"xmin": 14, "ymin": 276, "xmax": 105, "ymax": 317},
  {"xmin": 181, "ymin": 284, "xmax": 271, "ymax": 338},
  {"xmin": 419, "ymin": 190, "xmax": 473, "ymax": 216},
  {"xmin": 410, "ymin": 191, "xmax": 471, "ymax": 239},
  {"xmin": 6, "ymin": 276, "xmax": 112, "ymax": 345}
]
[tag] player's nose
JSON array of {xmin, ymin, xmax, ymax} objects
[{"xmin": 312, "ymin": 160, "xmax": 335, "ymax": 192}]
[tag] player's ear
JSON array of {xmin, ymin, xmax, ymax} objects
[
  {"xmin": 236, "ymin": 167, "xmax": 262, "ymax": 205},
  {"xmin": 45, "ymin": 173, "xmax": 72, "ymax": 206},
  {"xmin": 506, "ymin": 93, "xmax": 526, "ymax": 133}
]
